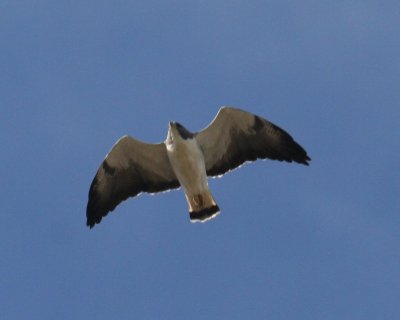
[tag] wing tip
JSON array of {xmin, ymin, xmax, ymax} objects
[
  {"xmin": 86, "ymin": 203, "xmax": 101, "ymax": 229},
  {"xmin": 300, "ymin": 158, "xmax": 311, "ymax": 166},
  {"xmin": 86, "ymin": 220, "xmax": 96, "ymax": 229},
  {"xmin": 86, "ymin": 197, "xmax": 107, "ymax": 228},
  {"xmin": 292, "ymin": 150, "xmax": 311, "ymax": 166}
]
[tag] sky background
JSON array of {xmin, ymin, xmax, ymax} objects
[{"xmin": 1, "ymin": 1, "xmax": 399, "ymax": 319}]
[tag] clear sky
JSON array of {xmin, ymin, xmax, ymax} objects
[{"xmin": 1, "ymin": 1, "xmax": 399, "ymax": 319}]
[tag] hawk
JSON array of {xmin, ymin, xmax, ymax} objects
[{"xmin": 86, "ymin": 106, "xmax": 310, "ymax": 228}]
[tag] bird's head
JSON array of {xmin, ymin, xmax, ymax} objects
[{"xmin": 166, "ymin": 121, "xmax": 194, "ymax": 146}]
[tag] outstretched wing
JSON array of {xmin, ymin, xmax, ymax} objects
[
  {"xmin": 86, "ymin": 136, "xmax": 179, "ymax": 228},
  {"xmin": 195, "ymin": 106, "xmax": 311, "ymax": 177}
]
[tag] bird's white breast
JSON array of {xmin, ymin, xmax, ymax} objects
[{"xmin": 166, "ymin": 137, "xmax": 208, "ymax": 195}]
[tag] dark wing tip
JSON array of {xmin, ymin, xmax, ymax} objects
[
  {"xmin": 86, "ymin": 200, "xmax": 101, "ymax": 228},
  {"xmin": 279, "ymin": 137, "xmax": 311, "ymax": 166},
  {"xmin": 85, "ymin": 164, "xmax": 121, "ymax": 228},
  {"xmin": 296, "ymin": 154, "xmax": 311, "ymax": 166},
  {"xmin": 86, "ymin": 176, "xmax": 104, "ymax": 228},
  {"xmin": 303, "ymin": 154, "xmax": 311, "ymax": 166},
  {"xmin": 86, "ymin": 218, "xmax": 96, "ymax": 229},
  {"xmin": 288, "ymin": 140, "xmax": 311, "ymax": 166},
  {"xmin": 255, "ymin": 115, "xmax": 311, "ymax": 166}
]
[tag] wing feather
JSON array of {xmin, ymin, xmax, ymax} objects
[
  {"xmin": 195, "ymin": 106, "xmax": 311, "ymax": 177},
  {"xmin": 86, "ymin": 136, "xmax": 179, "ymax": 227}
]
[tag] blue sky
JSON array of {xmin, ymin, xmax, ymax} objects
[{"xmin": 1, "ymin": 1, "xmax": 399, "ymax": 319}]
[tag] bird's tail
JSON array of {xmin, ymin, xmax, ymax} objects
[{"xmin": 185, "ymin": 190, "xmax": 220, "ymax": 223}]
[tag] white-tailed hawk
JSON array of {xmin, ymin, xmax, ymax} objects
[{"xmin": 86, "ymin": 106, "xmax": 310, "ymax": 228}]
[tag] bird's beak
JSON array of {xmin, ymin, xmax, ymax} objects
[{"xmin": 167, "ymin": 122, "xmax": 174, "ymax": 145}]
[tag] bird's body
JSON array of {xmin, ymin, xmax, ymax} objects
[
  {"xmin": 166, "ymin": 122, "xmax": 220, "ymax": 221},
  {"xmin": 86, "ymin": 106, "xmax": 310, "ymax": 228},
  {"xmin": 166, "ymin": 124, "xmax": 207, "ymax": 195}
]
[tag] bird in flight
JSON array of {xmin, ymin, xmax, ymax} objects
[{"xmin": 86, "ymin": 106, "xmax": 310, "ymax": 228}]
